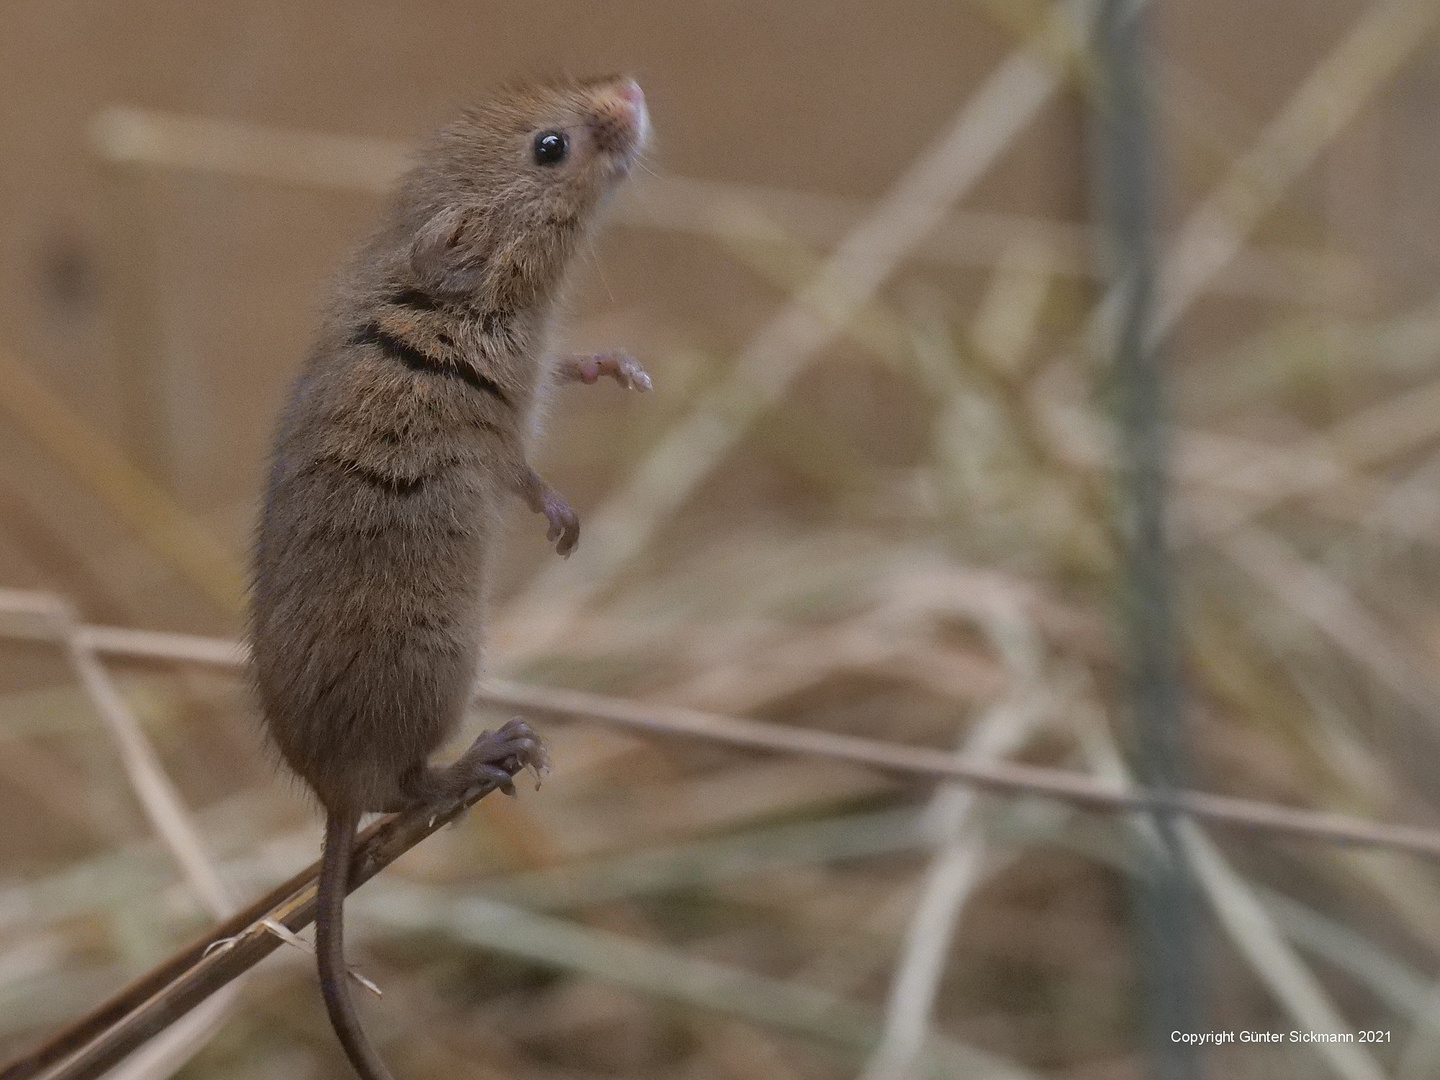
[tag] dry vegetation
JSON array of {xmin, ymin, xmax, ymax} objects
[{"xmin": 5, "ymin": 2, "xmax": 1440, "ymax": 1079}]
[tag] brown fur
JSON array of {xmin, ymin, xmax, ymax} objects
[{"xmin": 248, "ymin": 76, "xmax": 648, "ymax": 1080}]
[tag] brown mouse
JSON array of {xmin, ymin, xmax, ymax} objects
[{"xmin": 249, "ymin": 76, "xmax": 651, "ymax": 1080}]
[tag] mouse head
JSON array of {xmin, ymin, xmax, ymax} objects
[{"xmin": 404, "ymin": 76, "xmax": 649, "ymax": 304}]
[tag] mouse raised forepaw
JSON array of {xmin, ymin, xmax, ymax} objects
[
  {"xmin": 537, "ymin": 487, "xmax": 579, "ymax": 557},
  {"xmin": 517, "ymin": 467, "xmax": 579, "ymax": 556},
  {"xmin": 557, "ymin": 350, "xmax": 652, "ymax": 392}
]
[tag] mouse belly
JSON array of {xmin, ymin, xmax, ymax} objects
[
  {"xmin": 259, "ymin": 621, "xmax": 481, "ymax": 811},
  {"xmin": 252, "ymin": 460, "xmax": 495, "ymax": 813}
]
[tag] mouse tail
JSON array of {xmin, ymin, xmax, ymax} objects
[{"xmin": 318, "ymin": 810, "xmax": 397, "ymax": 1080}]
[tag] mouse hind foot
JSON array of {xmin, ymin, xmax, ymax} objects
[
  {"xmin": 395, "ymin": 718, "xmax": 548, "ymax": 810},
  {"xmin": 450, "ymin": 717, "xmax": 549, "ymax": 798}
]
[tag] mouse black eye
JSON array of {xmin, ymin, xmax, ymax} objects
[{"xmin": 533, "ymin": 131, "xmax": 568, "ymax": 166}]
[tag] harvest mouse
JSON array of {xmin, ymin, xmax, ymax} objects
[{"xmin": 249, "ymin": 75, "xmax": 651, "ymax": 1080}]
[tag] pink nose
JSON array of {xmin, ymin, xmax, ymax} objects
[
  {"xmin": 604, "ymin": 79, "xmax": 649, "ymax": 150},
  {"xmin": 616, "ymin": 79, "xmax": 645, "ymax": 106},
  {"xmin": 590, "ymin": 78, "xmax": 649, "ymax": 155}
]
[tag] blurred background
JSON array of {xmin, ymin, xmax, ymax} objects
[{"xmin": 3, "ymin": 1, "xmax": 1440, "ymax": 1078}]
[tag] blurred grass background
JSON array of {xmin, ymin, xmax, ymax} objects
[{"xmin": 3, "ymin": 1, "xmax": 1440, "ymax": 1078}]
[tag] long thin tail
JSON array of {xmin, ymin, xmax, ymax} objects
[{"xmin": 317, "ymin": 810, "xmax": 396, "ymax": 1080}]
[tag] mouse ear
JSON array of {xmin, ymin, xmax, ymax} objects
[{"xmin": 409, "ymin": 206, "xmax": 482, "ymax": 294}]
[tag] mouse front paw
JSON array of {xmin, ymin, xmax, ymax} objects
[
  {"xmin": 560, "ymin": 351, "xmax": 652, "ymax": 392},
  {"xmin": 540, "ymin": 488, "xmax": 580, "ymax": 556}
]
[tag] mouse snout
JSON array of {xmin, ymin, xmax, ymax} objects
[
  {"xmin": 616, "ymin": 79, "xmax": 645, "ymax": 107},
  {"xmin": 590, "ymin": 79, "xmax": 649, "ymax": 157}
]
